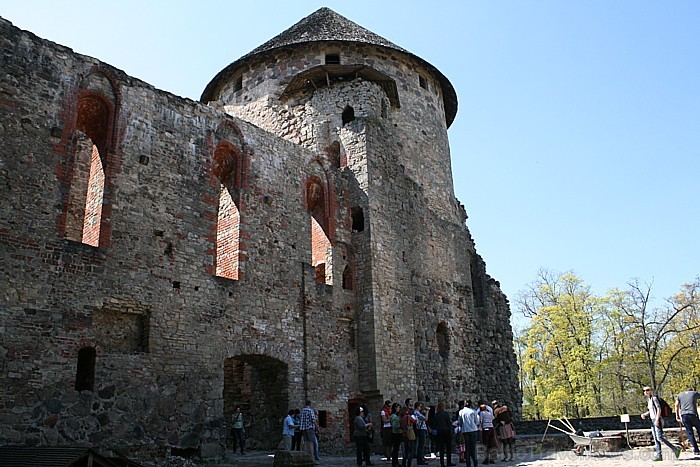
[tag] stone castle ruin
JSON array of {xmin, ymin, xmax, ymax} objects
[{"xmin": 0, "ymin": 8, "xmax": 520, "ymax": 460}]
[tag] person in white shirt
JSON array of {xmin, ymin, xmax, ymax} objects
[
  {"xmin": 641, "ymin": 386, "xmax": 680, "ymax": 461},
  {"xmin": 458, "ymin": 399, "xmax": 480, "ymax": 467}
]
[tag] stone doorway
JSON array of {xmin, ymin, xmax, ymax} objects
[{"xmin": 223, "ymin": 355, "xmax": 289, "ymax": 450}]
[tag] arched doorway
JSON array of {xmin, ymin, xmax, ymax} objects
[{"xmin": 223, "ymin": 355, "xmax": 289, "ymax": 450}]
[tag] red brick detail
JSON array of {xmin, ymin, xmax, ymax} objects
[
  {"xmin": 211, "ymin": 136, "xmax": 246, "ymax": 281},
  {"xmin": 55, "ymin": 68, "xmax": 123, "ymax": 249},
  {"xmin": 216, "ymin": 186, "xmax": 240, "ymax": 280}
]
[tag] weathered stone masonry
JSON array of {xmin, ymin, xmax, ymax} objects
[{"xmin": 0, "ymin": 8, "xmax": 520, "ymax": 462}]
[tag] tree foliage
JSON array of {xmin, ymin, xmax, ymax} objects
[{"xmin": 517, "ymin": 270, "xmax": 700, "ymax": 420}]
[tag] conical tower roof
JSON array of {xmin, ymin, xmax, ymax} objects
[
  {"xmin": 201, "ymin": 8, "xmax": 457, "ymax": 127},
  {"xmin": 247, "ymin": 7, "xmax": 408, "ymax": 56}
]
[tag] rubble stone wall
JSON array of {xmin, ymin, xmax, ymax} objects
[{"xmin": 0, "ymin": 15, "xmax": 521, "ymax": 463}]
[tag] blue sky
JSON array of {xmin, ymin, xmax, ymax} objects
[{"xmin": 4, "ymin": 1, "xmax": 699, "ymax": 320}]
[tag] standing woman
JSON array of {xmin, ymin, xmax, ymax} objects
[
  {"xmin": 479, "ymin": 403, "xmax": 498, "ymax": 464},
  {"xmin": 433, "ymin": 402, "xmax": 455, "ymax": 467},
  {"xmin": 426, "ymin": 405, "xmax": 437, "ymax": 458},
  {"xmin": 354, "ymin": 406, "xmax": 374, "ymax": 466},
  {"xmin": 493, "ymin": 401, "xmax": 515, "ymax": 461},
  {"xmin": 390, "ymin": 403, "xmax": 403, "ymax": 467},
  {"xmin": 400, "ymin": 404, "xmax": 417, "ymax": 467},
  {"xmin": 413, "ymin": 402, "xmax": 428, "ymax": 465}
]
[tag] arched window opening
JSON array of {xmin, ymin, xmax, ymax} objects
[
  {"xmin": 82, "ymin": 143, "xmax": 104, "ymax": 246},
  {"xmin": 311, "ymin": 216, "xmax": 331, "ymax": 284},
  {"xmin": 342, "ymin": 105, "xmax": 355, "ymax": 125},
  {"xmin": 217, "ymin": 186, "xmax": 240, "ymax": 280},
  {"xmin": 214, "ymin": 142, "xmax": 241, "ymax": 280},
  {"xmin": 436, "ymin": 322, "xmax": 450, "ymax": 360},
  {"xmin": 65, "ymin": 95, "xmax": 110, "ymax": 246},
  {"xmin": 75, "ymin": 346, "xmax": 96, "ymax": 391},
  {"xmin": 307, "ymin": 178, "xmax": 332, "ymax": 285}
]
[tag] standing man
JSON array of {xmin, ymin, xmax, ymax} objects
[
  {"xmin": 458, "ymin": 399, "xmax": 480, "ymax": 467},
  {"xmin": 676, "ymin": 388, "xmax": 700, "ymax": 455},
  {"xmin": 642, "ymin": 386, "xmax": 681, "ymax": 461},
  {"xmin": 231, "ymin": 406, "xmax": 245, "ymax": 455},
  {"xmin": 283, "ymin": 409, "xmax": 297, "ymax": 451},
  {"xmin": 300, "ymin": 400, "xmax": 317, "ymax": 459}
]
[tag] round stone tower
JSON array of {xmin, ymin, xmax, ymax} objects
[
  {"xmin": 203, "ymin": 7, "xmax": 520, "ymax": 419},
  {"xmin": 202, "ymin": 7, "xmax": 460, "ymax": 221}
]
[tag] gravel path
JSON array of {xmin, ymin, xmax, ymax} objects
[{"xmin": 209, "ymin": 447, "xmax": 700, "ymax": 466}]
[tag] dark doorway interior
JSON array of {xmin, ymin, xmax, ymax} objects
[{"xmin": 223, "ymin": 355, "xmax": 289, "ymax": 450}]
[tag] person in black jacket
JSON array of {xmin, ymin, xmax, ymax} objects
[{"xmin": 432, "ymin": 402, "xmax": 455, "ymax": 467}]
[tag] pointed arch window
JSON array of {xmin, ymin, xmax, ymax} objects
[
  {"xmin": 306, "ymin": 177, "xmax": 332, "ymax": 285},
  {"xmin": 65, "ymin": 95, "xmax": 111, "ymax": 246},
  {"xmin": 214, "ymin": 142, "xmax": 242, "ymax": 280}
]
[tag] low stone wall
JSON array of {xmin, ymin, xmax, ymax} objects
[{"xmin": 515, "ymin": 416, "xmax": 678, "ymax": 435}]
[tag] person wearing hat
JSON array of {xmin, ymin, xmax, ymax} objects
[{"xmin": 642, "ymin": 386, "xmax": 681, "ymax": 461}]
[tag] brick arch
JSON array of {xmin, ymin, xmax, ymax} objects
[
  {"xmin": 215, "ymin": 119, "xmax": 245, "ymax": 149},
  {"xmin": 305, "ymin": 175, "xmax": 328, "ymax": 235},
  {"xmin": 305, "ymin": 162, "xmax": 334, "ymax": 285},
  {"xmin": 57, "ymin": 74, "xmax": 120, "ymax": 248},
  {"xmin": 213, "ymin": 141, "xmax": 244, "ymax": 281}
]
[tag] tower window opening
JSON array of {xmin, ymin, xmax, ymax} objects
[
  {"xmin": 342, "ymin": 106, "xmax": 355, "ymax": 125},
  {"xmin": 419, "ymin": 74, "xmax": 427, "ymax": 90},
  {"xmin": 325, "ymin": 53, "xmax": 340, "ymax": 65},
  {"xmin": 75, "ymin": 347, "xmax": 96, "ymax": 391},
  {"xmin": 307, "ymin": 177, "xmax": 332, "ymax": 285},
  {"xmin": 351, "ymin": 207, "xmax": 364, "ymax": 232},
  {"xmin": 234, "ymin": 76, "xmax": 243, "ymax": 92}
]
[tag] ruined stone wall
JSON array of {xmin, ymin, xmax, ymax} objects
[
  {"xmin": 0, "ymin": 18, "xmax": 362, "ymax": 459},
  {"xmin": 0, "ymin": 14, "xmax": 521, "ymax": 464}
]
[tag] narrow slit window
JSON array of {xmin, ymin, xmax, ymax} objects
[{"xmin": 75, "ymin": 347, "xmax": 96, "ymax": 391}]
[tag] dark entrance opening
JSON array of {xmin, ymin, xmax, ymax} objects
[{"xmin": 223, "ymin": 355, "xmax": 289, "ymax": 450}]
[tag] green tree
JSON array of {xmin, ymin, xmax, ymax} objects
[
  {"xmin": 606, "ymin": 278, "xmax": 700, "ymax": 395},
  {"xmin": 517, "ymin": 269, "xmax": 601, "ymax": 418}
]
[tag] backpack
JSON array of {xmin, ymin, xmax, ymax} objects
[
  {"xmin": 656, "ymin": 396, "xmax": 673, "ymax": 417},
  {"xmin": 657, "ymin": 397, "xmax": 673, "ymax": 417}
]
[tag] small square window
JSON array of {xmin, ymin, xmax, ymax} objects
[
  {"xmin": 325, "ymin": 53, "xmax": 340, "ymax": 65},
  {"xmin": 419, "ymin": 74, "xmax": 427, "ymax": 90}
]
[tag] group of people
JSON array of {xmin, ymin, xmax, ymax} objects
[
  {"xmin": 282, "ymin": 400, "xmax": 322, "ymax": 462},
  {"xmin": 371, "ymin": 397, "xmax": 516, "ymax": 467},
  {"xmin": 643, "ymin": 387, "xmax": 700, "ymax": 461}
]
